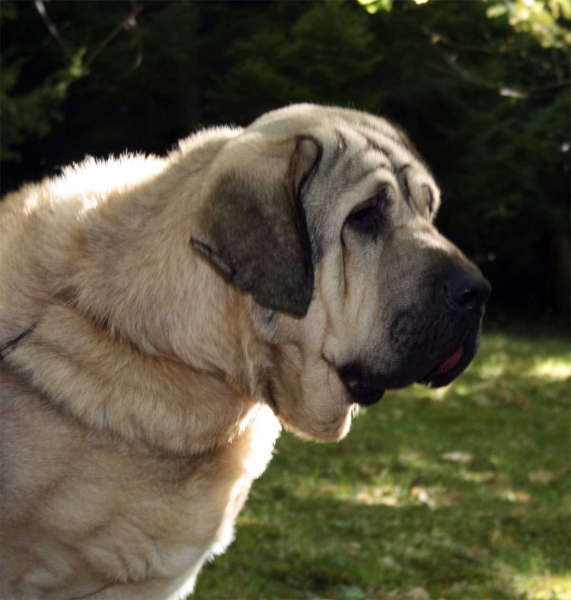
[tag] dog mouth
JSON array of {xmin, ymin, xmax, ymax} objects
[
  {"xmin": 427, "ymin": 345, "xmax": 464, "ymax": 378},
  {"xmin": 331, "ymin": 317, "xmax": 483, "ymax": 406},
  {"xmin": 334, "ymin": 324, "xmax": 481, "ymax": 404},
  {"xmin": 418, "ymin": 328, "xmax": 480, "ymax": 388}
]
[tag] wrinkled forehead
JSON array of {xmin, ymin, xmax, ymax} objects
[
  {"xmin": 249, "ymin": 104, "xmax": 439, "ymax": 204},
  {"xmin": 250, "ymin": 104, "xmax": 441, "ymax": 253},
  {"xmin": 250, "ymin": 103, "xmax": 419, "ymax": 158}
]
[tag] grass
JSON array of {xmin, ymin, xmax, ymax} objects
[{"xmin": 192, "ymin": 331, "xmax": 571, "ymax": 600}]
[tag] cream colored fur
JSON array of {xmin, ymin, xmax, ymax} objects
[{"xmin": 0, "ymin": 104, "xmax": 473, "ymax": 599}]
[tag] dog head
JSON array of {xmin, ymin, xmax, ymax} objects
[{"xmin": 191, "ymin": 104, "xmax": 490, "ymax": 441}]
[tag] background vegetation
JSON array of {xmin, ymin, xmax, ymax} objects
[{"xmin": 1, "ymin": 0, "xmax": 569, "ymax": 323}]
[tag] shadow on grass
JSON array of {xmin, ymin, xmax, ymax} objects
[
  {"xmin": 192, "ymin": 332, "xmax": 570, "ymax": 600},
  {"xmin": 194, "ymin": 489, "xmax": 563, "ymax": 599}
]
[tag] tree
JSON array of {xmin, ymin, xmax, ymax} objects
[
  {"xmin": 0, "ymin": 0, "xmax": 142, "ymax": 160},
  {"xmin": 204, "ymin": 1, "xmax": 380, "ymax": 124},
  {"xmin": 359, "ymin": 0, "xmax": 571, "ymax": 50}
]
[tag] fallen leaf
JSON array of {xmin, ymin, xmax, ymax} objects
[
  {"xmin": 441, "ymin": 490, "xmax": 463, "ymax": 506},
  {"xmin": 411, "ymin": 486, "xmax": 435, "ymax": 508},
  {"xmin": 357, "ymin": 491, "xmax": 373, "ymax": 504},
  {"xmin": 404, "ymin": 588, "xmax": 430, "ymax": 600},
  {"xmin": 379, "ymin": 495, "xmax": 398, "ymax": 506},
  {"xmin": 528, "ymin": 469, "xmax": 554, "ymax": 485},
  {"xmin": 490, "ymin": 530, "xmax": 516, "ymax": 548},
  {"xmin": 378, "ymin": 555, "xmax": 397, "ymax": 568},
  {"xmin": 462, "ymin": 545, "xmax": 489, "ymax": 560},
  {"xmin": 509, "ymin": 506, "xmax": 527, "ymax": 518},
  {"xmin": 358, "ymin": 463, "xmax": 376, "ymax": 477},
  {"xmin": 441, "ymin": 451, "xmax": 475, "ymax": 464},
  {"xmin": 516, "ymin": 490, "xmax": 531, "ymax": 502},
  {"xmin": 370, "ymin": 487, "xmax": 399, "ymax": 506},
  {"xmin": 504, "ymin": 490, "xmax": 531, "ymax": 503},
  {"xmin": 450, "ymin": 580, "xmax": 468, "ymax": 592},
  {"xmin": 339, "ymin": 585, "xmax": 367, "ymax": 600},
  {"xmin": 472, "ymin": 394, "xmax": 492, "ymax": 407},
  {"xmin": 321, "ymin": 483, "xmax": 339, "ymax": 494}
]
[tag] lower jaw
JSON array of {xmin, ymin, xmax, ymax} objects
[
  {"xmin": 347, "ymin": 389, "xmax": 385, "ymax": 406},
  {"xmin": 420, "ymin": 338, "xmax": 480, "ymax": 388},
  {"xmin": 420, "ymin": 324, "xmax": 482, "ymax": 388}
]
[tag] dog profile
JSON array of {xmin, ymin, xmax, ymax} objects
[{"xmin": 0, "ymin": 104, "xmax": 490, "ymax": 599}]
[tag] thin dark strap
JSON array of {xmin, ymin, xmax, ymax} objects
[{"xmin": 0, "ymin": 324, "xmax": 36, "ymax": 361}]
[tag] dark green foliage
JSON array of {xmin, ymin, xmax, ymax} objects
[
  {"xmin": 0, "ymin": 0, "xmax": 68, "ymax": 159},
  {"xmin": 204, "ymin": 2, "xmax": 380, "ymax": 121},
  {"xmin": 0, "ymin": 0, "xmax": 569, "ymax": 318}
]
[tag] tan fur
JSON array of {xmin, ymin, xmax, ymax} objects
[{"xmin": 1, "ymin": 104, "xmax": 484, "ymax": 599}]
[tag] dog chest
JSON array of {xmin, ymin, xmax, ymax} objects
[{"xmin": 1, "ymin": 387, "xmax": 280, "ymax": 599}]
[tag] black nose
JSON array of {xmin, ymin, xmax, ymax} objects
[{"xmin": 445, "ymin": 268, "xmax": 491, "ymax": 312}]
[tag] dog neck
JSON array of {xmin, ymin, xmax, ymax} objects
[
  {"xmin": 2, "ymin": 132, "xmax": 277, "ymax": 456},
  {"xmin": 67, "ymin": 150, "xmax": 242, "ymax": 366},
  {"xmin": 6, "ymin": 296, "xmax": 272, "ymax": 457}
]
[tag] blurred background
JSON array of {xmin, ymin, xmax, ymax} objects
[{"xmin": 1, "ymin": 2, "xmax": 570, "ymax": 598}]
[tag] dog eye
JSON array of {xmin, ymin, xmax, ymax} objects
[
  {"xmin": 345, "ymin": 187, "xmax": 390, "ymax": 236},
  {"xmin": 346, "ymin": 203, "xmax": 378, "ymax": 235}
]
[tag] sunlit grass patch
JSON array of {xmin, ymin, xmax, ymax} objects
[
  {"xmin": 192, "ymin": 331, "xmax": 570, "ymax": 599},
  {"xmin": 513, "ymin": 573, "xmax": 571, "ymax": 600},
  {"xmin": 530, "ymin": 358, "xmax": 571, "ymax": 382}
]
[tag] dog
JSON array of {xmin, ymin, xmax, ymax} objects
[{"xmin": 0, "ymin": 104, "xmax": 490, "ymax": 599}]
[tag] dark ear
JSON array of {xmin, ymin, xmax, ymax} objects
[{"xmin": 191, "ymin": 135, "xmax": 321, "ymax": 316}]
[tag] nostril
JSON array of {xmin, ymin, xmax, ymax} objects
[
  {"xmin": 457, "ymin": 287, "xmax": 478, "ymax": 309},
  {"xmin": 446, "ymin": 273, "xmax": 491, "ymax": 311}
]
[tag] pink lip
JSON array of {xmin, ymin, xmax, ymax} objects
[{"xmin": 435, "ymin": 346, "xmax": 464, "ymax": 376}]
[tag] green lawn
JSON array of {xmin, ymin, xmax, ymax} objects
[{"xmin": 192, "ymin": 331, "xmax": 571, "ymax": 600}]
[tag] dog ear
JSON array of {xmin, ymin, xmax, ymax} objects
[{"xmin": 191, "ymin": 135, "xmax": 321, "ymax": 316}]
